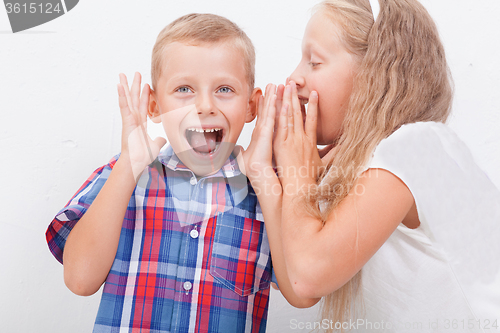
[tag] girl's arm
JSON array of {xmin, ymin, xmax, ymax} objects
[
  {"xmin": 253, "ymin": 172, "xmax": 320, "ymax": 308},
  {"xmin": 281, "ymin": 167, "xmax": 414, "ymax": 298},
  {"xmin": 274, "ymin": 82, "xmax": 415, "ymax": 299},
  {"xmin": 63, "ymin": 73, "xmax": 166, "ymax": 296},
  {"xmin": 239, "ymin": 84, "xmax": 320, "ymax": 308}
]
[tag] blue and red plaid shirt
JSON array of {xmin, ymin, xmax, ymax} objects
[{"xmin": 46, "ymin": 146, "xmax": 272, "ymax": 332}]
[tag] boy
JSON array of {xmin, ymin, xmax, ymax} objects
[{"xmin": 46, "ymin": 13, "xmax": 271, "ymax": 332}]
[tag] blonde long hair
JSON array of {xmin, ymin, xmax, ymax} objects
[{"xmin": 308, "ymin": 0, "xmax": 453, "ymax": 330}]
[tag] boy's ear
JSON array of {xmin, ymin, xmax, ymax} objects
[
  {"xmin": 148, "ymin": 87, "xmax": 162, "ymax": 124},
  {"xmin": 246, "ymin": 87, "xmax": 263, "ymax": 123}
]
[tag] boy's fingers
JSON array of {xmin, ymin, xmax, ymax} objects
[
  {"xmin": 262, "ymin": 84, "xmax": 272, "ymax": 116},
  {"xmin": 119, "ymin": 73, "xmax": 129, "ymax": 94},
  {"xmin": 258, "ymin": 94, "xmax": 264, "ymax": 118},
  {"xmin": 119, "ymin": 73, "xmax": 135, "ymax": 114},
  {"xmin": 117, "ymin": 84, "xmax": 131, "ymax": 117},
  {"xmin": 267, "ymin": 95, "xmax": 277, "ymax": 129},
  {"xmin": 153, "ymin": 136, "xmax": 167, "ymax": 150},
  {"xmin": 305, "ymin": 91, "xmax": 318, "ymax": 144},
  {"xmin": 263, "ymin": 84, "xmax": 276, "ymax": 126},
  {"xmin": 233, "ymin": 145, "xmax": 247, "ymax": 176},
  {"xmin": 131, "ymin": 72, "xmax": 141, "ymax": 111},
  {"xmin": 140, "ymin": 84, "xmax": 150, "ymax": 121}
]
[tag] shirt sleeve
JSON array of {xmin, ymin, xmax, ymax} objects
[{"xmin": 45, "ymin": 155, "xmax": 119, "ymax": 264}]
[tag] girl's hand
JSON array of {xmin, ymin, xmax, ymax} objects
[
  {"xmin": 273, "ymin": 82, "xmax": 323, "ymax": 191},
  {"xmin": 236, "ymin": 84, "xmax": 279, "ymax": 189},
  {"xmin": 274, "ymin": 84, "xmax": 285, "ymax": 142},
  {"xmin": 117, "ymin": 72, "xmax": 166, "ymax": 179}
]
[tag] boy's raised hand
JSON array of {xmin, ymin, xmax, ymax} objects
[
  {"xmin": 236, "ymin": 84, "xmax": 279, "ymax": 186},
  {"xmin": 117, "ymin": 72, "xmax": 167, "ymax": 179}
]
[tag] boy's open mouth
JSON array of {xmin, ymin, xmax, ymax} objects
[{"xmin": 185, "ymin": 127, "xmax": 224, "ymax": 155}]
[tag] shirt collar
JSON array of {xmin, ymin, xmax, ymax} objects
[{"xmin": 157, "ymin": 145, "xmax": 242, "ymax": 179}]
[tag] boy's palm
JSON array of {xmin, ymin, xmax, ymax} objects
[
  {"xmin": 118, "ymin": 73, "xmax": 166, "ymax": 176},
  {"xmin": 237, "ymin": 84, "xmax": 278, "ymax": 183}
]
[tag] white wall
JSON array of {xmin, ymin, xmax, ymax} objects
[{"xmin": 1, "ymin": 1, "xmax": 499, "ymax": 332}]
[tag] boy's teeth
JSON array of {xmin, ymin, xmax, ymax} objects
[{"xmin": 188, "ymin": 128, "xmax": 222, "ymax": 133}]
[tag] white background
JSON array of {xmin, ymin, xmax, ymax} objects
[{"xmin": 1, "ymin": 0, "xmax": 499, "ymax": 332}]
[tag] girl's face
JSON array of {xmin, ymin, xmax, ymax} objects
[{"xmin": 289, "ymin": 12, "xmax": 358, "ymax": 145}]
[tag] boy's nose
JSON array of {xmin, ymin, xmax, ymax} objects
[{"xmin": 196, "ymin": 93, "xmax": 217, "ymax": 116}]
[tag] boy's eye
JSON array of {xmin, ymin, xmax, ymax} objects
[
  {"xmin": 217, "ymin": 87, "xmax": 233, "ymax": 93},
  {"xmin": 176, "ymin": 86, "xmax": 193, "ymax": 93}
]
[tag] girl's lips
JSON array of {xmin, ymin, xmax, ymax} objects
[{"xmin": 299, "ymin": 97, "xmax": 309, "ymax": 105}]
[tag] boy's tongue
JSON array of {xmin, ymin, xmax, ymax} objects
[{"xmin": 190, "ymin": 131, "xmax": 217, "ymax": 153}]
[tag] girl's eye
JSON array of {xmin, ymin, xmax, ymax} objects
[
  {"xmin": 217, "ymin": 87, "xmax": 233, "ymax": 93},
  {"xmin": 176, "ymin": 86, "xmax": 192, "ymax": 93},
  {"xmin": 309, "ymin": 62, "xmax": 320, "ymax": 67}
]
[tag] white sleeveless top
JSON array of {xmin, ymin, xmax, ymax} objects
[{"xmin": 355, "ymin": 122, "xmax": 500, "ymax": 332}]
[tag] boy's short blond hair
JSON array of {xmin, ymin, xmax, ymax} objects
[{"xmin": 151, "ymin": 13, "xmax": 255, "ymax": 92}]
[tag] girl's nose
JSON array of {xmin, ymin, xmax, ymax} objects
[{"xmin": 289, "ymin": 66, "xmax": 305, "ymax": 88}]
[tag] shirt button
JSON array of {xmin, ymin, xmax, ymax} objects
[
  {"xmin": 190, "ymin": 177, "xmax": 197, "ymax": 185},
  {"xmin": 183, "ymin": 281, "xmax": 192, "ymax": 291},
  {"xmin": 190, "ymin": 229, "xmax": 199, "ymax": 239}
]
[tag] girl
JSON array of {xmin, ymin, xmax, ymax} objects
[{"xmin": 241, "ymin": 0, "xmax": 500, "ymax": 331}]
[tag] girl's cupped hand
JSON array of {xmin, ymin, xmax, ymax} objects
[{"xmin": 273, "ymin": 81, "xmax": 325, "ymax": 192}]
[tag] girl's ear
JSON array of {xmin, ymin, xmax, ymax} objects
[
  {"xmin": 246, "ymin": 87, "xmax": 263, "ymax": 123},
  {"xmin": 148, "ymin": 87, "xmax": 162, "ymax": 124}
]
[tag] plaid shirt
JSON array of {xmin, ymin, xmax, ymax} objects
[{"xmin": 46, "ymin": 146, "xmax": 272, "ymax": 333}]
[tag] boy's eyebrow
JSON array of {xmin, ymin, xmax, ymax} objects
[{"xmin": 165, "ymin": 74, "xmax": 245, "ymax": 88}]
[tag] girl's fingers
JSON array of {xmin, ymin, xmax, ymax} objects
[
  {"xmin": 290, "ymin": 81, "xmax": 303, "ymax": 134},
  {"xmin": 282, "ymin": 84, "xmax": 294, "ymax": 135},
  {"xmin": 276, "ymin": 100, "xmax": 290, "ymax": 143},
  {"xmin": 305, "ymin": 91, "xmax": 318, "ymax": 144},
  {"xmin": 274, "ymin": 84, "xmax": 285, "ymax": 132},
  {"xmin": 131, "ymin": 72, "xmax": 141, "ymax": 111},
  {"xmin": 276, "ymin": 84, "xmax": 284, "ymax": 108}
]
